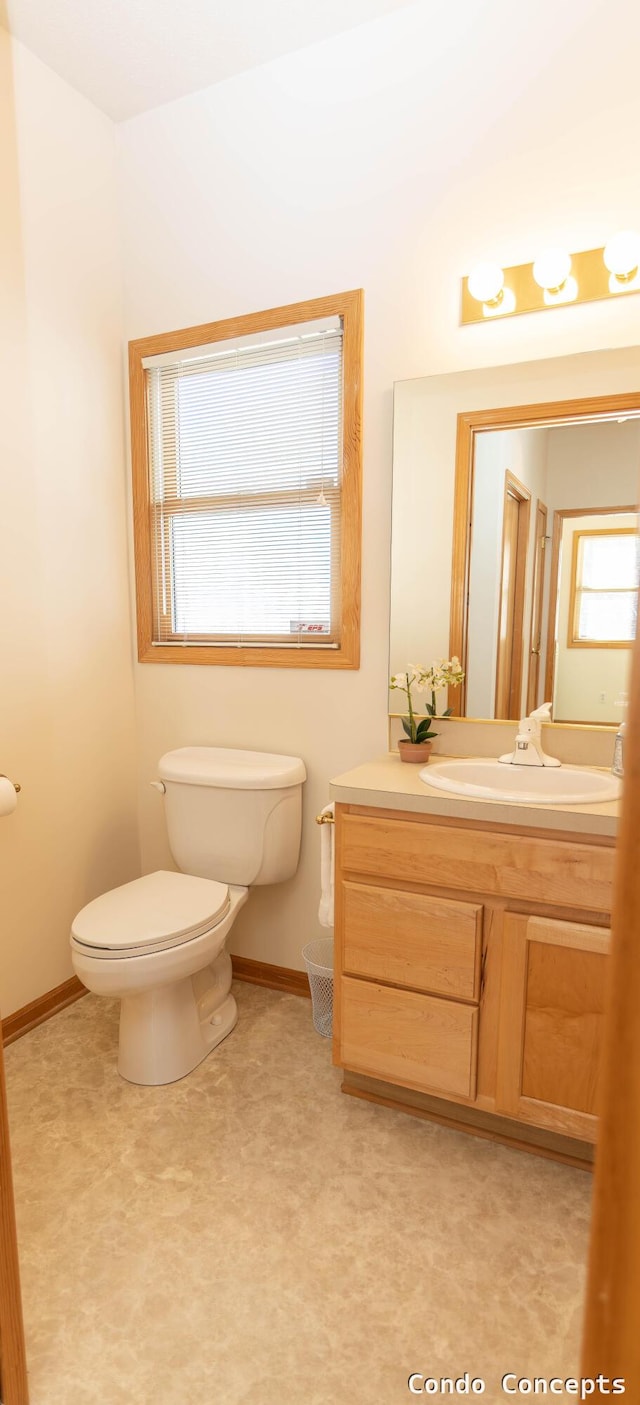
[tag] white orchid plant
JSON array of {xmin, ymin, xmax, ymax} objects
[{"xmin": 390, "ymin": 658, "xmax": 465, "ymax": 744}]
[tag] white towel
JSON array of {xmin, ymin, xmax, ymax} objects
[{"xmin": 318, "ymin": 802, "xmax": 335, "ymax": 928}]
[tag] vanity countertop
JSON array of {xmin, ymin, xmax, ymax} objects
[{"xmin": 329, "ymin": 753, "xmax": 619, "ymax": 838}]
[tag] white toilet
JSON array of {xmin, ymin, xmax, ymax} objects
[{"xmin": 70, "ymin": 747, "xmax": 306, "ymax": 1086}]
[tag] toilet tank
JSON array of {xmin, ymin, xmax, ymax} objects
[{"xmin": 157, "ymin": 748, "xmax": 306, "ymax": 887}]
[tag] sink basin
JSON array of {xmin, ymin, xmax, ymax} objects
[{"xmin": 419, "ymin": 758, "xmax": 622, "ymax": 806}]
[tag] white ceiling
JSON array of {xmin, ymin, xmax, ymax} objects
[{"xmin": 4, "ymin": 0, "xmax": 419, "ymax": 122}]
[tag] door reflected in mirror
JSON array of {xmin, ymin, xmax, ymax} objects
[{"xmin": 390, "ymin": 351, "xmax": 640, "ymax": 729}]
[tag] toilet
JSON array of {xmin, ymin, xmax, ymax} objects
[{"xmin": 70, "ymin": 747, "xmax": 306, "ymax": 1086}]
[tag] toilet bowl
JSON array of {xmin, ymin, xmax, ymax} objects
[
  {"xmin": 70, "ymin": 748, "xmax": 305, "ymax": 1086},
  {"xmin": 71, "ymin": 871, "xmax": 248, "ymax": 1085}
]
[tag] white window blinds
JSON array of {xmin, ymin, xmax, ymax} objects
[{"xmin": 143, "ymin": 317, "xmax": 344, "ymax": 648}]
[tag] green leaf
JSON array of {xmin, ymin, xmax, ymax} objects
[
  {"xmin": 442, "ymin": 707, "xmax": 453, "ymax": 717},
  {"xmin": 415, "ymin": 719, "xmax": 436, "ymax": 741},
  {"xmin": 401, "ymin": 718, "xmax": 414, "ymax": 739}
]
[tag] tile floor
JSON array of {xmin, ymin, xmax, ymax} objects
[{"xmin": 4, "ymin": 984, "xmax": 592, "ymax": 1404}]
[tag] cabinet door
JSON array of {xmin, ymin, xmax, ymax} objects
[{"xmin": 496, "ymin": 914, "xmax": 609, "ymax": 1141}]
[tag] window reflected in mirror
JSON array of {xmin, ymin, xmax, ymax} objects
[{"xmin": 569, "ymin": 527, "xmax": 639, "ymax": 645}]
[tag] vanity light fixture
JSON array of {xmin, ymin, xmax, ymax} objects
[{"xmin": 461, "ymin": 231, "xmax": 640, "ymax": 324}]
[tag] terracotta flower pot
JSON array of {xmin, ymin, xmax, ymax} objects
[{"xmin": 397, "ymin": 739, "xmax": 433, "ymax": 764}]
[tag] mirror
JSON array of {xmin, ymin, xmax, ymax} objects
[{"xmin": 390, "ymin": 348, "xmax": 640, "ymax": 726}]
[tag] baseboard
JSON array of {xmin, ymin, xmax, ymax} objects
[
  {"xmin": 342, "ymin": 1072, "xmax": 594, "ymax": 1170},
  {"xmin": 2, "ymin": 976, "xmax": 87, "ymax": 1047},
  {"xmin": 1, "ymin": 958, "xmax": 309, "ymax": 1049},
  {"xmin": 231, "ymin": 955, "xmax": 310, "ymax": 999}
]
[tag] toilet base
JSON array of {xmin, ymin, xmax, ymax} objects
[{"xmin": 118, "ymin": 950, "xmax": 237, "ymax": 1086}]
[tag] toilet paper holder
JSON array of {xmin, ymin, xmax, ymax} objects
[{"xmin": 0, "ymin": 774, "xmax": 21, "ymax": 794}]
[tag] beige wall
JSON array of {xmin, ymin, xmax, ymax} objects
[
  {"xmin": 118, "ymin": 1, "xmax": 640, "ymax": 971},
  {"xmin": 0, "ymin": 37, "xmax": 139, "ymax": 1017}
]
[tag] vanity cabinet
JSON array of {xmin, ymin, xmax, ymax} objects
[{"xmin": 333, "ymin": 805, "xmax": 615, "ymax": 1164}]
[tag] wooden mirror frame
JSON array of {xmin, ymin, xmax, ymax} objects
[{"xmin": 447, "ymin": 390, "xmax": 640, "ymax": 719}]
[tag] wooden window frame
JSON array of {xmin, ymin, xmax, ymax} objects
[
  {"xmin": 129, "ymin": 290, "xmax": 363, "ymax": 669},
  {"xmin": 567, "ymin": 525, "xmax": 638, "ymax": 650}
]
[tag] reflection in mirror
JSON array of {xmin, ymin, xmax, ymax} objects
[
  {"xmin": 390, "ymin": 352, "xmax": 640, "ymax": 729},
  {"xmin": 467, "ymin": 419, "xmax": 640, "ymax": 723}
]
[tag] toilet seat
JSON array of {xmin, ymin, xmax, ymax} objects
[{"xmin": 71, "ymin": 870, "xmax": 230, "ymax": 959}]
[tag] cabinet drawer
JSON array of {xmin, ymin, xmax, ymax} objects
[
  {"xmin": 339, "ymin": 976, "xmax": 478, "ymax": 1100},
  {"xmin": 342, "ymin": 881, "xmax": 482, "ymax": 1000},
  {"xmin": 340, "ymin": 813, "xmax": 614, "ymax": 913}
]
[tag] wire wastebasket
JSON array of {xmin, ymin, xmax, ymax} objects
[{"xmin": 302, "ymin": 938, "xmax": 334, "ymax": 1038}]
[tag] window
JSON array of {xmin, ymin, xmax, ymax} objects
[
  {"xmin": 129, "ymin": 291, "xmax": 363, "ymax": 667},
  {"xmin": 569, "ymin": 527, "xmax": 640, "ymax": 647}
]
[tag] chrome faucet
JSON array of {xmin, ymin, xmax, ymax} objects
[{"xmin": 498, "ymin": 703, "xmax": 561, "ymax": 768}]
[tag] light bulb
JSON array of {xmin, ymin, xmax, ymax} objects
[
  {"xmin": 467, "ymin": 262, "xmax": 504, "ymax": 306},
  {"xmin": 603, "ymin": 230, "xmax": 640, "ymax": 281},
  {"xmin": 532, "ymin": 247, "xmax": 572, "ymax": 292}
]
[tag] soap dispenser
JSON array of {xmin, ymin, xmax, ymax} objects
[{"xmin": 612, "ymin": 694, "xmax": 627, "ymax": 778}]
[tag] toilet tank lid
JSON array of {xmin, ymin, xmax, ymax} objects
[{"xmin": 158, "ymin": 747, "xmax": 306, "ymax": 789}]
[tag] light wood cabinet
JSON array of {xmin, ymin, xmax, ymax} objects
[{"xmin": 333, "ymin": 805, "xmax": 615, "ymax": 1164}]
